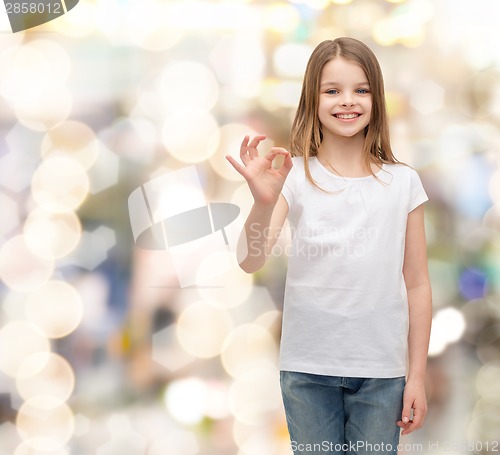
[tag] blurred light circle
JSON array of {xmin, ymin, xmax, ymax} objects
[
  {"xmin": 2, "ymin": 290, "xmax": 28, "ymax": 322},
  {"xmin": 459, "ymin": 268, "xmax": 488, "ymax": 300},
  {"xmin": 302, "ymin": 0, "xmax": 329, "ymax": 8},
  {"xmin": 176, "ymin": 302, "xmax": 233, "ymax": 358},
  {"xmin": 264, "ymin": 3, "xmax": 301, "ymax": 32},
  {"xmin": 41, "ymin": 121, "xmax": 99, "ymax": 170},
  {"xmin": 14, "ymin": 442, "xmax": 69, "ymax": 455},
  {"xmin": 31, "ymin": 156, "xmax": 89, "ymax": 213},
  {"xmin": 254, "ymin": 310, "xmax": 282, "ymax": 333},
  {"xmin": 489, "ymin": 170, "xmax": 500, "ymax": 206},
  {"xmin": 25, "ymin": 280, "xmax": 83, "ymax": 339},
  {"xmin": 0, "ymin": 321, "xmax": 50, "ymax": 377},
  {"xmin": 0, "ymin": 40, "xmax": 70, "ymax": 103},
  {"xmin": 428, "ymin": 307, "xmax": 466, "ymax": 356},
  {"xmin": 188, "ymin": 250, "xmax": 235, "ymax": 284},
  {"xmin": 29, "ymin": 40, "xmax": 71, "ymax": 87},
  {"xmin": 459, "ymin": 227, "xmax": 495, "ymax": 257},
  {"xmin": 259, "ymin": 79, "xmax": 302, "ymax": 111},
  {"xmin": 162, "ymin": 109, "xmax": 220, "ymax": 163},
  {"xmin": 461, "ymin": 299, "xmax": 496, "ymax": 345},
  {"xmin": 51, "ymin": 1, "xmax": 96, "ymax": 37},
  {"xmin": 0, "ymin": 190, "xmax": 20, "ymax": 239},
  {"xmin": 228, "ymin": 367, "xmax": 281, "ymax": 425},
  {"xmin": 16, "ymin": 397, "xmax": 74, "ymax": 451},
  {"xmin": 125, "ymin": 0, "xmax": 183, "ymax": 51},
  {"xmin": 100, "ymin": 117, "xmax": 157, "ymax": 164},
  {"xmin": 373, "ymin": 13, "xmax": 425, "ymax": 48},
  {"xmin": 221, "ymin": 324, "xmax": 277, "ymax": 378},
  {"xmin": 14, "ymin": 87, "xmax": 72, "ymax": 132},
  {"xmin": 468, "ymin": 71, "xmax": 500, "ymax": 118},
  {"xmin": 159, "ymin": 61, "xmax": 219, "ymax": 112},
  {"xmin": 197, "ymin": 252, "xmax": 253, "ymax": 308},
  {"xmin": 0, "ymin": 45, "xmax": 49, "ymax": 104},
  {"xmin": 233, "ymin": 415, "xmax": 290, "ymax": 453},
  {"xmin": 476, "ymin": 360, "xmax": 500, "ymax": 400},
  {"xmin": 435, "ymin": 307, "xmax": 466, "ymax": 343},
  {"xmin": 0, "ymin": 235, "xmax": 54, "ymax": 292},
  {"xmin": 147, "ymin": 430, "xmax": 199, "ymax": 455},
  {"xmin": 204, "ymin": 381, "xmax": 231, "ymax": 420},
  {"xmin": 273, "ymin": 44, "xmax": 312, "ymax": 78},
  {"xmin": 16, "ymin": 352, "xmax": 75, "ymax": 404},
  {"xmin": 24, "ymin": 209, "xmax": 82, "ymax": 260},
  {"xmin": 467, "ymin": 410, "xmax": 500, "ymax": 443},
  {"xmin": 469, "ymin": 399, "xmax": 500, "ymax": 442},
  {"xmin": 230, "ymin": 183, "xmax": 253, "ymax": 219},
  {"xmin": 164, "ymin": 377, "xmax": 207, "ymax": 425},
  {"xmin": 475, "ymin": 324, "xmax": 500, "ymax": 364}
]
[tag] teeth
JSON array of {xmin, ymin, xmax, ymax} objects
[{"xmin": 335, "ymin": 113, "xmax": 359, "ymax": 119}]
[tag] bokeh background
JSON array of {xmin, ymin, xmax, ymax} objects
[{"xmin": 0, "ymin": 0, "xmax": 499, "ymax": 453}]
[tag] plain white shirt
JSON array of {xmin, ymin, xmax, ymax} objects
[{"xmin": 280, "ymin": 156, "xmax": 428, "ymax": 378}]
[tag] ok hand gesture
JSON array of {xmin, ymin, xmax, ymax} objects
[{"xmin": 226, "ymin": 135, "xmax": 293, "ymax": 206}]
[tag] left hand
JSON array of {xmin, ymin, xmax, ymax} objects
[{"xmin": 397, "ymin": 379, "xmax": 428, "ymax": 435}]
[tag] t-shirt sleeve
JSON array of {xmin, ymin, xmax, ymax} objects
[{"xmin": 408, "ymin": 168, "xmax": 429, "ymax": 213}]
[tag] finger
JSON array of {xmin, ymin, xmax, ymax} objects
[
  {"xmin": 247, "ymin": 134, "xmax": 267, "ymax": 158},
  {"xmin": 396, "ymin": 420, "xmax": 410, "ymax": 430},
  {"xmin": 263, "ymin": 150, "xmax": 288, "ymax": 169},
  {"xmin": 278, "ymin": 149, "xmax": 294, "ymax": 176},
  {"xmin": 265, "ymin": 147, "xmax": 290, "ymax": 161},
  {"xmin": 240, "ymin": 135, "xmax": 251, "ymax": 164},
  {"xmin": 399, "ymin": 411, "xmax": 425, "ymax": 435},
  {"xmin": 410, "ymin": 407, "xmax": 425, "ymax": 429},
  {"xmin": 226, "ymin": 155, "xmax": 246, "ymax": 177},
  {"xmin": 400, "ymin": 420, "xmax": 418, "ymax": 436},
  {"xmin": 401, "ymin": 400, "xmax": 412, "ymax": 427}
]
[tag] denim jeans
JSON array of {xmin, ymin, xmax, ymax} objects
[{"xmin": 280, "ymin": 371, "xmax": 405, "ymax": 455}]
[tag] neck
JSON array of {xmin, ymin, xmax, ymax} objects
[{"xmin": 317, "ymin": 131, "xmax": 369, "ymax": 175}]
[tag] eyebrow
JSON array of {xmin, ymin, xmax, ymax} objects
[{"xmin": 320, "ymin": 81, "xmax": 370, "ymax": 87}]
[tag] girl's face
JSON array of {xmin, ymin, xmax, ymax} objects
[{"xmin": 317, "ymin": 57, "xmax": 372, "ymax": 141}]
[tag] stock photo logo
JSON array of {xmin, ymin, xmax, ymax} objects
[
  {"xmin": 128, "ymin": 166, "xmax": 241, "ymax": 288},
  {"xmin": 2, "ymin": 0, "xmax": 78, "ymax": 33}
]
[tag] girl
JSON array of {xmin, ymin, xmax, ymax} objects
[{"xmin": 226, "ymin": 37, "xmax": 432, "ymax": 454}]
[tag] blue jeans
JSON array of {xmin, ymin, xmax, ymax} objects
[{"xmin": 280, "ymin": 371, "xmax": 405, "ymax": 455}]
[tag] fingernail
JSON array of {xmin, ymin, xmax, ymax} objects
[{"xmin": 403, "ymin": 417, "xmax": 409, "ymax": 423}]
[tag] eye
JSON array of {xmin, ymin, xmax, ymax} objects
[
  {"xmin": 325, "ymin": 89, "xmax": 339, "ymax": 95},
  {"xmin": 356, "ymin": 88, "xmax": 370, "ymax": 94}
]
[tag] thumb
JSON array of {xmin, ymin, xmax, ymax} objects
[{"xmin": 401, "ymin": 398, "xmax": 412, "ymax": 424}]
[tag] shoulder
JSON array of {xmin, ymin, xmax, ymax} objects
[
  {"xmin": 286, "ymin": 156, "xmax": 306, "ymax": 181},
  {"xmin": 383, "ymin": 162, "xmax": 417, "ymax": 174},
  {"xmin": 382, "ymin": 163, "xmax": 428, "ymax": 210},
  {"xmin": 381, "ymin": 163, "xmax": 423, "ymax": 183}
]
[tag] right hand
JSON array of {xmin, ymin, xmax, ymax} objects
[{"xmin": 226, "ymin": 135, "xmax": 293, "ymax": 205}]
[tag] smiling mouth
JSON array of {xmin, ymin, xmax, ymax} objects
[{"xmin": 334, "ymin": 113, "xmax": 361, "ymax": 119}]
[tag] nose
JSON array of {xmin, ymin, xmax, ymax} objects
[{"xmin": 340, "ymin": 94, "xmax": 355, "ymax": 107}]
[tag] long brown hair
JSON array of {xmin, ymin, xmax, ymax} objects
[{"xmin": 290, "ymin": 37, "xmax": 401, "ymax": 188}]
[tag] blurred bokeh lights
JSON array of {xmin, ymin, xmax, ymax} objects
[{"xmin": 0, "ymin": 0, "xmax": 499, "ymax": 453}]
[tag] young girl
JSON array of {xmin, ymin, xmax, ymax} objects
[{"xmin": 226, "ymin": 37, "xmax": 432, "ymax": 454}]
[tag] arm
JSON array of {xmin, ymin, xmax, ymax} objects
[
  {"xmin": 226, "ymin": 135, "xmax": 293, "ymax": 273},
  {"xmin": 397, "ymin": 203, "xmax": 432, "ymax": 435},
  {"xmin": 236, "ymin": 195, "xmax": 289, "ymax": 273}
]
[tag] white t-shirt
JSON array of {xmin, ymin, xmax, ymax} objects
[{"xmin": 280, "ymin": 156, "xmax": 428, "ymax": 378}]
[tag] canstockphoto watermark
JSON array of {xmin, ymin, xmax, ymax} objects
[
  {"xmin": 291, "ymin": 441, "xmax": 425, "ymax": 453},
  {"xmin": 248, "ymin": 223, "xmax": 378, "ymax": 260},
  {"xmin": 291, "ymin": 440, "xmax": 500, "ymax": 453},
  {"xmin": 2, "ymin": 0, "xmax": 79, "ymax": 33}
]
